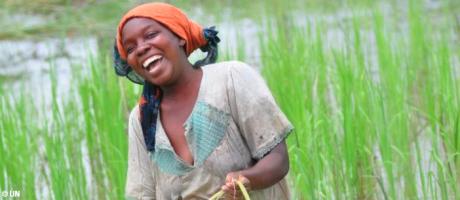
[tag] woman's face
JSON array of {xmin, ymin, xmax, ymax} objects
[{"xmin": 121, "ymin": 17, "xmax": 187, "ymax": 86}]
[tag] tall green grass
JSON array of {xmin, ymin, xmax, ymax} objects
[
  {"xmin": 261, "ymin": 1, "xmax": 459, "ymax": 199},
  {"xmin": 0, "ymin": 53, "xmax": 139, "ymax": 199}
]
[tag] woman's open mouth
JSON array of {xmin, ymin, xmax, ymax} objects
[{"xmin": 142, "ymin": 55, "xmax": 163, "ymax": 71}]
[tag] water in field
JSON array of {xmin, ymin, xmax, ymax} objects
[{"xmin": 1, "ymin": 0, "xmax": 457, "ymax": 96}]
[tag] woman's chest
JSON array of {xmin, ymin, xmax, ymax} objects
[
  {"xmin": 159, "ymin": 100, "xmax": 196, "ymax": 164},
  {"xmin": 153, "ymin": 101, "xmax": 253, "ymax": 175}
]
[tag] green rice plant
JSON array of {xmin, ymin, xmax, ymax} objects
[
  {"xmin": 259, "ymin": 0, "xmax": 460, "ymax": 199},
  {"xmin": 0, "ymin": 90, "xmax": 38, "ymax": 199},
  {"xmin": 373, "ymin": 9, "xmax": 412, "ymax": 199},
  {"xmin": 0, "ymin": 50, "xmax": 138, "ymax": 199},
  {"xmin": 260, "ymin": 19, "xmax": 340, "ymax": 198},
  {"xmin": 74, "ymin": 53, "xmax": 138, "ymax": 199}
]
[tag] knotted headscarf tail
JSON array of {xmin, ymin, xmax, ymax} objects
[
  {"xmin": 116, "ymin": 2, "xmax": 207, "ymax": 59},
  {"xmin": 114, "ymin": 3, "xmax": 221, "ymax": 153},
  {"xmin": 139, "ymin": 82, "xmax": 161, "ymax": 152}
]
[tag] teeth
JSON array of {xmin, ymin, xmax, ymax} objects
[{"xmin": 143, "ymin": 55, "xmax": 162, "ymax": 68}]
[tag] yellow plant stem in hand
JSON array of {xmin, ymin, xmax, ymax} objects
[{"xmin": 209, "ymin": 179, "xmax": 251, "ymax": 200}]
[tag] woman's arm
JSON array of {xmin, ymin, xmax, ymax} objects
[
  {"xmin": 222, "ymin": 62, "xmax": 293, "ymax": 198},
  {"xmin": 221, "ymin": 140, "xmax": 289, "ymax": 196}
]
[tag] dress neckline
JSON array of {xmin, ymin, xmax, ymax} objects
[{"xmin": 155, "ymin": 67, "xmax": 208, "ymax": 167}]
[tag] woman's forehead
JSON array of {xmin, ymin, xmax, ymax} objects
[{"xmin": 121, "ymin": 18, "xmax": 161, "ymax": 41}]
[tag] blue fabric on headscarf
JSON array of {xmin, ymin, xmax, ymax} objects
[{"xmin": 140, "ymin": 82, "xmax": 161, "ymax": 152}]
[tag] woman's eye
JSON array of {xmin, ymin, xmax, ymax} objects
[
  {"xmin": 146, "ymin": 31, "xmax": 158, "ymax": 39},
  {"xmin": 126, "ymin": 46, "xmax": 135, "ymax": 54}
]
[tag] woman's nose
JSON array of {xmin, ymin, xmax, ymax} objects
[{"xmin": 136, "ymin": 42, "xmax": 150, "ymax": 57}]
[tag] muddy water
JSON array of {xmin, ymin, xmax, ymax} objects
[
  {"xmin": 1, "ymin": 0, "xmax": 456, "ymax": 97},
  {"xmin": 0, "ymin": 37, "xmax": 98, "ymax": 102}
]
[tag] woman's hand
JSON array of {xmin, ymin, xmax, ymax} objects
[
  {"xmin": 218, "ymin": 140, "xmax": 289, "ymax": 199},
  {"xmin": 221, "ymin": 172, "xmax": 251, "ymax": 200}
]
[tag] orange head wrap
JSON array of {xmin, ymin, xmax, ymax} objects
[{"xmin": 116, "ymin": 2, "xmax": 207, "ymax": 59}]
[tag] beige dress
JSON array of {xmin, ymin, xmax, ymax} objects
[{"xmin": 125, "ymin": 61, "xmax": 293, "ymax": 200}]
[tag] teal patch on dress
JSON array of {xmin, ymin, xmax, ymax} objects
[
  {"xmin": 152, "ymin": 147, "xmax": 194, "ymax": 175},
  {"xmin": 152, "ymin": 101, "xmax": 229, "ymax": 175},
  {"xmin": 186, "ymin": 101, "xmax": 229, "ymax": 166}
]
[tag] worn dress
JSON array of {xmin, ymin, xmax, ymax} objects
[{"xmin": 126, "ymin": 61, "xmax": 293, "ymax": 200}]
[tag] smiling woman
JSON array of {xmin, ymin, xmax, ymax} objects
[
  {"xmin": 122, "ymin": 18, "xmax": 193, "ymax": 87},
  {"xmin": 113, "ymin": 3, "xmax": 293, "ymax": 200}
]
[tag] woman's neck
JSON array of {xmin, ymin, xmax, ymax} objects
[{"xmin": 161, "ymin": 64, "xmax": 202, "ymax": 102}]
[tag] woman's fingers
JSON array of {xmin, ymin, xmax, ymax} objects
[
  {"xmin": 237, "ymin": 175, "xmax": 251, "ymax": 190},
  {"xmin": 221, "ymin": 172, "xmax": 251, "ymax": 200},
  {"xmin": 221, "ymin": 180, "xmax": 234, "ymax": 192}
]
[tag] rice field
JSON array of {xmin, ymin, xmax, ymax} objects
[{"xmin": 1, "ymin": 0, "xmax": 459, "ymax": 199}]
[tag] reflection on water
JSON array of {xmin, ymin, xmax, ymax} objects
[
  {"xmin": 0, "ymin": 37, "xmax": 98, "ymax": 101},
  {"xmin": 1, "ymin": 0, "xmax": 457, "ymax": 98}
]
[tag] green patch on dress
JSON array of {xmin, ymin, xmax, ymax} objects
[{"xmin": 152, "ymin": 101, "xmax": 229, "ymax": 175}]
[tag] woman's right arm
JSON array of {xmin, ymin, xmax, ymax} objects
[{"xmin": 125, "ymin": 106, "xmax": 156, "ymax": 200}]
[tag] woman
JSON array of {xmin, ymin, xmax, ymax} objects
[{"xmin": 113, "ymin": 3, "xmax": 293, "ymax": 199}]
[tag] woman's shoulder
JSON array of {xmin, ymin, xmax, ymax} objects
[
  {"xmin": 202, "ymin": 60, "xmax": 259, "ymax": 83},
  {"xmin": 128, "ymin": 104, "xmax": 140, "ymax": 124},
  {"xmin": 202, "ymin": 60, "xmax": 254, "ymax": 74}
]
